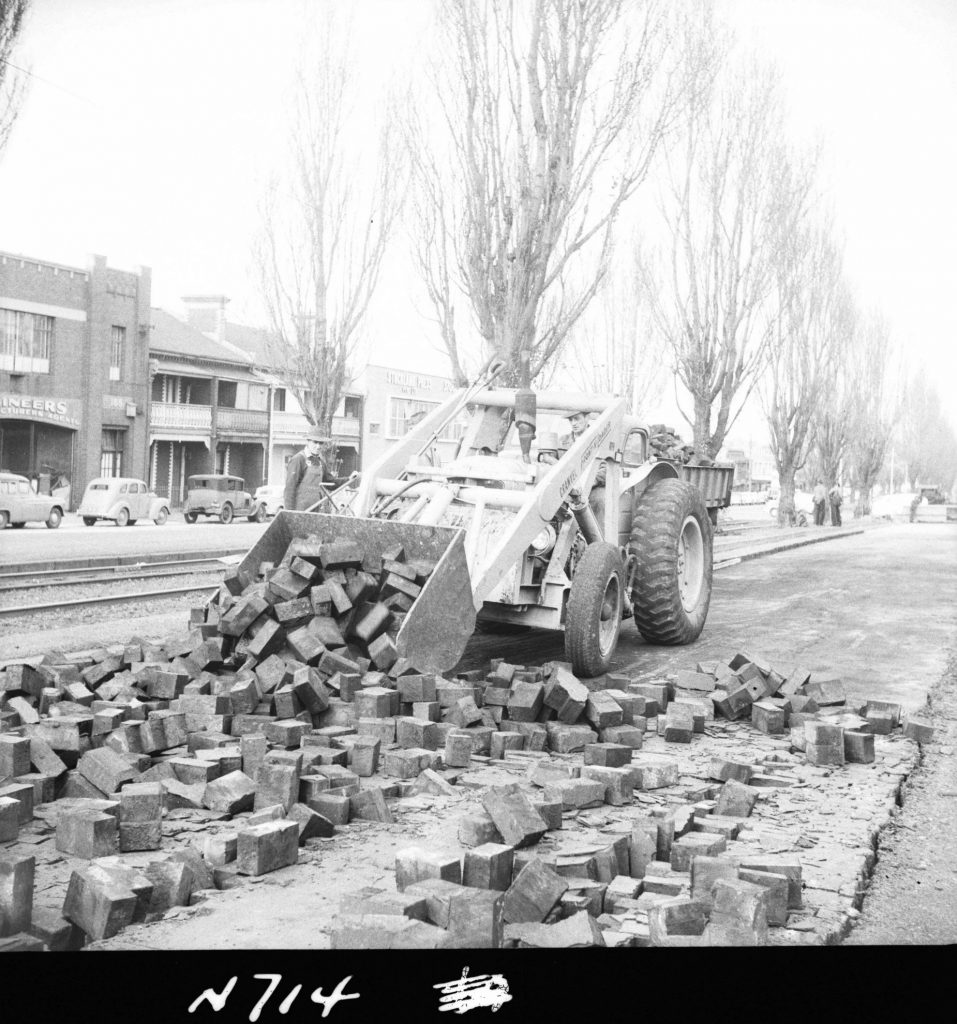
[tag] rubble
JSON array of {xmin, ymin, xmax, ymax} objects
[{"xmin": 0, "ymin": 531, "xmax": 931, "ymax": 949}]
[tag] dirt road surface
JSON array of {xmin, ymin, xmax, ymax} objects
[{"xmin": 844, "ymin": 654, "xmax": 957, "ymax": 944}]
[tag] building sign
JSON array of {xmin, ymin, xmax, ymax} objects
[
  {"xmin": 0, "ymin": 392, "xmax": 82, "ymax": 429},
  {"xmin": 384, "ymin": 369, "xmax": 454, "ymax": 395}
]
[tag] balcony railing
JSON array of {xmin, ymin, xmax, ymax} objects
[
  {"xmin": 273, "ymin": 411, "xmax": 361, "ymax": 439},
  {"xmin": 151, "ymin": 402, "xmax": 212, "ymax": 431},
  {"xmin": 217, "ymin": 408, "xmax": 269, "ymax": 433}
]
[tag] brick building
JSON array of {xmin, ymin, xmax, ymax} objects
[{"xmin": 0, "ymin": 251, "xmax": 152, "ymax": 507}]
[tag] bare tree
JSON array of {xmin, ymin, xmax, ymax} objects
[
  {"xmin": 641, "ymin": 41, "xmax": 816, "ymax": 457},
  {"xmin": 406, "ymin": 0, "xmax": 698, "ymax": 388},
  {"xmin": 0, "ymin": 0, "xmax": 29, "ymax": 160},
  {"xmin": 899, "ymin": 367, "xmax": 956, "ymax": 494},
  {"xmin": 561, "ymin": 249, "xmax": 665, "ymax": 416},
  {"xmin": 845, "ymin": 313, "xmax": 896, "ymax": 516},
  {"xmin": 255, "ymin": 11, "xmax": 404, "ymax": 438},
  {"xmin": 761, "ymin": 217, "xmax": 848, "ymax": 526}
]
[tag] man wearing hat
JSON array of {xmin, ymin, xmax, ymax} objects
[
  {"xmin": 557, "ymin": 409, "xmax": 606, "ymax": 522},
  {"xmin": 283, "ymin": 428, "xmax": 350, "ymax": 512}
]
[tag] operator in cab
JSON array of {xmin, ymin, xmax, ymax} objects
[{"xmin": 543, "ymin": 409, "xmax": 607, "ymax": 523}]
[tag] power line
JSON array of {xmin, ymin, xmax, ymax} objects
[{"xmin": 0, "ymin": 56, "xmax": 97, "ymax": 106}]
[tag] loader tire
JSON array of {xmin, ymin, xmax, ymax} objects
[
  {"xmin": 629, "ymin": 478, "xmax": 712, "ymax": 645},
  {"xmin": 564, "ymin": 541, "xmax": 623, "ymax": 678}
]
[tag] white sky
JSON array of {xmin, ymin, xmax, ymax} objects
[{"xmin": 1, "ymin": 0, "xmax": 955, "ymax": 440}]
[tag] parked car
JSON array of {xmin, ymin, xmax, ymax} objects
[
  {"xmin": 184, "ymin": 474, "xmax": 266, "ymax": 524},
  {"xmin": 253, "ymin": 483, "xmax": 285, "ymax": 517},
  {"xmin": 0, "ymin": 471, "xmax": 64, "ymax": 529},
  {"xmin": 77, "ymin": 477, "xmax": 171, "ymax": 526}
]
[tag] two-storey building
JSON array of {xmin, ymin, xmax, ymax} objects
[
  {"xmin": 148, "ymin": 309, "xmax": 272, "ymax": 504},
  {"xmin": 176, "ymin": 296, "xmax": 363, "ymax": 488},
  {"xmin": 0, "ymin": 251, "xmax": 152, "ymax": 507}
]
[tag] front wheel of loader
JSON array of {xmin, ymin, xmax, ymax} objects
[
  {"xmin": 564, "ymin": 541, "xmax": 623, "ymax": 678},
  {"xmin": 629, "ymin": 478, "xmax": 712, "ymax": 645}
]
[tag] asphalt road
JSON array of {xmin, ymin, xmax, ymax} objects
[{"xmin": 0, "ymin": 513, "xmax": 264, "ymax": 568}]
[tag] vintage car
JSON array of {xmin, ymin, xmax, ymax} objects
[
  {"xmin": 77, "ymin": 477, "xmax": 171, "ymax": 527},
  {"xmin": 0, "ymin": 471, "xmax": 64, "ymax": 529},
  {"xmin": 183, "ymin": 474, "xmax": 266, "ymax": 524},
  {"xmin": 253, "ymin": 483, "xmax": 285, "ymax": 517}
]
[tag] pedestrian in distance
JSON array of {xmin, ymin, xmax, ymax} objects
[
  {"xmin": 828, "ymin": 482, "xmax": 843, "ymax": 527},
  {"xmin": 283, "ymin": 428, "xmax": 351, "ymax": 512},
  {"xmin": 812, "ymin": 481, "xmax": 827, "ymax": 526}
]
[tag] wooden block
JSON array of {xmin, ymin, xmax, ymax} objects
[
  {"xmin": 349, "ymin": 787, "xmax": 394, "ymax": 823},
  {"xmin": 502, "ymin": 858, "xmax": 568, "ymax": 923},
  {"xmin": 585, "ymin": 691, "xmax": 623, "ymax": 730},
  {"xmin": 0, "ymin": 853, "xmax": 34, "ymax": 937},
  {"xmin": 395, "ymin": 846, "xmax": 461, "ymax": 891},
  {"xmin": 481, "ymin": 784, "xmax": 548, "ymax": 848},
  {"xmin": 543, "ymin": 668, "xmax": 589, "ymax": 723},
  {"xmin": 236, "ymin": 820, "xmax": 299, "ymax": 876},
  {"xmin": 61, "ymin": 867, "xmax": 136, "ymax": 941},
  {"xmin": 714, "ymin": 779, "xmax": 760, "ymax": 817},
  {"xmin": 444, "ymin": 731, "xmax": 473, "ymax": 768},
  {"xmin": 463, "ymin": 843, "xmax": 515, "ymax": 891}
]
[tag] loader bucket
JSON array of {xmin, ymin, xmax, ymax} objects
[{"xmin": 236, "ymin": 511, "xmax": 476, "ymax": 675}]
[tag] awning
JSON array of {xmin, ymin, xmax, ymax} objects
[
  {"xmin": 151, "ymin": 359, "xmax": 266, "ymax": 384},
  {"xmin": 149, "ymin": 434, "xmax": 210, "ymax": 449}
]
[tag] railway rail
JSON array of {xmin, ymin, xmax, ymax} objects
[
  {"xmin": 0, "ymin": 551, "xmax": 230, "ymax": 620},
  {"xmin": 0, "ymin": 556, "xmax": 228, "ymax": 593}
]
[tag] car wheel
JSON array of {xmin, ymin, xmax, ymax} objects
[
  {"xmin": 115, "ymin": 507, "xmax": 130, "ymax": 527},
  {"xmin": 154, "ymin": 507, "xmax": 169, "ymax": 526},
  {"xmin": 45, "ymin": 507, "xmax": 63, "ymax": 529},
  {"xmin": 0, "ymin": 511, "xmax": 8, "ymax": 530},
  {"xmin": 219, "ymin": 503, "xmax": 234, "ymax": 525},
  {"xmin": 184, "ymin": 512, "xmax": 198, "ymax": 524},
  {"xmin": 83, "ymin": 517, "xmax": 97, "ymax": 527},
  {"xmin": 249, "ymin": 503, "xmax": 266, "ymax": 524}
]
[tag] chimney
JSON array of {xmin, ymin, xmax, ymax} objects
[{"xmin": 182, "ymin": 295, "xmax": 229, "ymax": 342}]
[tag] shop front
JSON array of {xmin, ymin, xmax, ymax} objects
[{"xmin": 0, "ymin": 393, "xmax": 81, "ymax": 506}]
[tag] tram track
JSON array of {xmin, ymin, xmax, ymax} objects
[{"xmin": 0, "ymin": 550, "xmax": 232, "ymax": 621}]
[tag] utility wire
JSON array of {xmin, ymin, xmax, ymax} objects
[{"xmin": 0, "ymin": 55, "xmax": 98, "ymax": 106}]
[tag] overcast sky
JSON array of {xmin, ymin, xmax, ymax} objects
[{"xmin": 1, "ymin": 0, "xmax": 955, "ymax": 440}]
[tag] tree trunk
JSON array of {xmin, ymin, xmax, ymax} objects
[
  {"xmin": 692, "ymin": 394, "xmax": 713, "ymax": 458},
  {"xmin": 777, "ymin": 463, "xmax": 798, "ymax": 526}
]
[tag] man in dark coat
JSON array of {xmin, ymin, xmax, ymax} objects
[
  {"xmin": 283, "ymin": 429, "xmax": 350, "ymax": 512},
  {"xmin": 828, "ymin": 483, "xmax": 843, "ymax": 527}
]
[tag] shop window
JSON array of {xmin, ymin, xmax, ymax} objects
[
  {"xmin": 387, "ymin": 398, "xmax": 464, "ymax": 441},
  {"xmin": 0, "ymin": 308, "xmax": 53, "ymax": 374},
  {"xmin": 100, "ymin": 430, "xmax": 124, "ymax": 477},
  {"xmin": 110, "ymin": 326, "xmax": 125, "ymax": 380}
]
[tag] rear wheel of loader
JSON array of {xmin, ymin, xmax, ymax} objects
[
  {"xmin": 565, "ymin": 541, "xmax": 623, "ymax": 677},
  {"xmin": 629, "ymin": 478, "xmax": 712, "ymax": 645}
]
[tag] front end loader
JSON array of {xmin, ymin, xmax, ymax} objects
[{"xmin": 238, "ymin": 364, "xmax": 733, "ymax": 676}]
